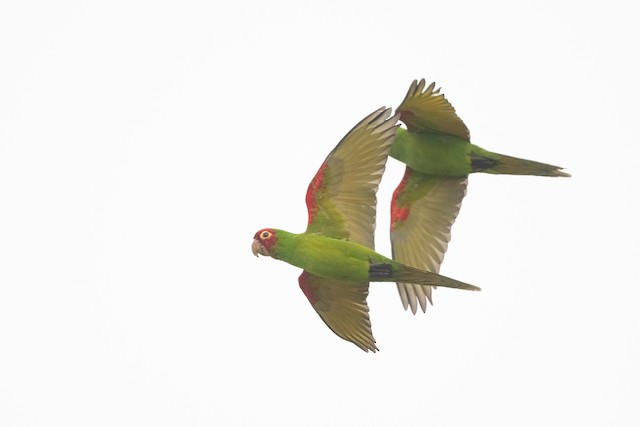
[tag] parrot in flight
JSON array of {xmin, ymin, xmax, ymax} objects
[
  {"xmin": 389, "ymin": 79, "xmax": 570, "ymax": 314},
  {"xmin": 252, "ymin": 107, "xmax": 480, "ymax": 352}
]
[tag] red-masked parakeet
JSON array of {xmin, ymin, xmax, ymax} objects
[
  {"xmin": 389, "ymin": 79, "xmax": 570, "ymax": 314},
  {"xmin": 252, "ymin": 107, "xmax": 480, "ymax": 352}
]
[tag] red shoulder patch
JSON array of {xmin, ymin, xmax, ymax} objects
[
  {"xmin": 298, "ymin": 271, "xmax": 318, "ymax": 305},
  {"xmin": 305, "ymin": 161, "xmax": 328, "ymax": 226},
  {"xmin": 399, "ymin": 109, "xmax": 415, "ymax": 127},
  {"xmin": 390, "ymin": 169, "xmax": 411, "ymax": 231}
]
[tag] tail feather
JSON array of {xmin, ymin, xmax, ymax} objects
[
  {"xmin": 394, "ymin": 264, "xmax": 481, "ymax": 292},
  {"xmin": 472, "ymin": 151, "xmax": 570, "ymax": 177}
]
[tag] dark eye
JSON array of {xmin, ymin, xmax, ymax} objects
[{"xmin": 261, "ymin": 231, "xmax": 271, "ymax": 239}]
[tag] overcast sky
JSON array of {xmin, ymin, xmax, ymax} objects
[{"xmin": 1, "ymin": 1, "xmax": 638, "ymax": 426}]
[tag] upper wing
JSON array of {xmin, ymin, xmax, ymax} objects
[
  {"xmin": 305, "ymin": 107, "xmax": 400, "ymax": 249},
  {"xmin": 390, "ymin": 167, "xmax": 468, "ymax": 313},
  {"xmin": 299, "ymin": 271, "xmax": 377, "ymax": 352},
  {"xmin": 397, "ymin": 79, "xmax": 469, "ymax": 140}
]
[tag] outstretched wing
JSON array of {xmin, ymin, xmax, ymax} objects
[
  {"xmin": 390, "ymin": 167, "xmax": 468, "ymax": 313},
  {"xmin": 298, "ymin": 271, "xmax": 377, "ymax": 352},
  {"xmin": 397, "ymin": 79, "xmax": 469, "ymax": 139},
  {"xmin": 305, "ymin": 107, "xmax": 400, "ymax": 249}
]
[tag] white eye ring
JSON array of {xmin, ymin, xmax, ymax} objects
[{"xmin": 261, "ymin": 231, "xmax": 271, "ymax": 239}]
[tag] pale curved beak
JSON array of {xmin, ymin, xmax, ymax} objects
[{"xmin": 252, "ymin": 238, "xmax": 270, "ymax": 257}]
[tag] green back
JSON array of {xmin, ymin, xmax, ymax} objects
[{"xmin": 390, "ymin": 128, "xmax": 472, "ymax": 177}]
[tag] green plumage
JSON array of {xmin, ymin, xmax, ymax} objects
[
  {"xmin": 268, "ymin": 230, "xmax": 375, "ymax": 281},
  {"xmin": 390, "ymin": 127, "xmax": 570, "ymax": 178},
  {"xmin": 253, "ymin": 107, "xmax": 480, "ymax": 352},
  {"xmin": 390, "ymin": 128, "xmax": 471, "ymax": 176},
  {"xmin": 388, "ymin": 78, "xmax": 570, "ymax": 315},
  {"xmin": 267, "ymin": 229, "xmax": 479, "ymax": 290}
]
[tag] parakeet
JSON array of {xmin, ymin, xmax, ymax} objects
[
  {"xmin": 389, "ymin": 79, "xmax": 570, "ymax": 314},
  {"xmin": 252, "ymin": 107, "xmax": 480, "ymax": 352}
]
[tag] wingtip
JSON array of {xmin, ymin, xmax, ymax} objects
[{"xmin": 356, "ymin": 341, "xmax": 379, "ymax": 353}]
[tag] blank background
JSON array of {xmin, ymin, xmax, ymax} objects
[{"xmin": 1, "ymin": 1, "xmax": 638, "ymax": 426}]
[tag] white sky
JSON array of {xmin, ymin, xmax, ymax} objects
[{"xmin": 1, "ymin": 1, "xmax": 638, "ymax": 426}]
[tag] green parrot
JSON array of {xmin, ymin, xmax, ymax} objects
[
  {"xmin": 389, "ymin": 79, "xmax": 570, "ymax": 314},
  {"xmin": 252, "ymin": 107, "xmax": 480, "ymax": 352}
]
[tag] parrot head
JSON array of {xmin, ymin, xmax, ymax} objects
[{"xmin": 252, "ymin": 228, "xmax": 277, "ymax": 257}]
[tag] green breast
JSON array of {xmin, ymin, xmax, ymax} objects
[{"xmin": 390, "ymin": 128, "xmax": 472, "ymax": 177}]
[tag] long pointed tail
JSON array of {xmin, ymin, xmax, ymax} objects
[
  {"xmin": 391, "ymin": 264, "xmax": 481, "ymax": 291},
  {"xmin": 471, "ymin": 150, "xmax": 571, "ymax": 177}
]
